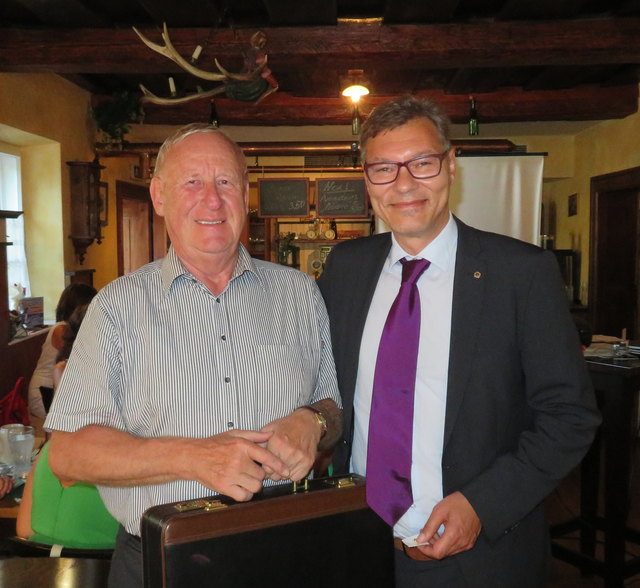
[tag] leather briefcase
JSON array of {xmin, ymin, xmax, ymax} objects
[{"xmin": 141, "ymin": 474, "xmax": 394, "ymax": 588}]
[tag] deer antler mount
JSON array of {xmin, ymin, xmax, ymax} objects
[{"xmin": 133, "ymin": 24, "xmax": 278, "ymax": 106}]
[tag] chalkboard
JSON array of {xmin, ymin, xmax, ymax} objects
[
  {"xmin": 258, "ymin": 179, "xmax": 309, "ymax": 217},
  {"xmin": 316, "ymin": 178, "xmax": 368, "ymax": 218}
]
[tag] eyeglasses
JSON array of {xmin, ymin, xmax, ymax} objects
[{"xmin": 363, "ymin": 152, "xmax": 449, "ymax": 185}]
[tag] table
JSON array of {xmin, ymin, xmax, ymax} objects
[
  {"xmin": 0, "ymin": 496, "xmax": 19, "ymax": 518},
  {"xmin": 551, "ymin": 355, "xmax": 640, "ymax": 587},
  {"xmin": 0, "ymin": 471, "xmax": 27, "ymax": 518},
  {"xmin": 0, "ymin": 557, "xmax": 110, "ymax": 587}
]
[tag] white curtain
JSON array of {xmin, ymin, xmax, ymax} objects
[
  {"xmin": 450, "ymin": 154, "xmax": 544, "ymax": 245},
  {"xmin": 0, "ymin": 152, "xmax": 31, "ymax": 309},
  {"xmin": 376, "ymin": 154, "xmax": 545, "ymax": 245}
]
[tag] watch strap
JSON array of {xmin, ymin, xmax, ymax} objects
[{"xmin": 300, "ymin": 405, "xmax": 327, "ymax": 438}]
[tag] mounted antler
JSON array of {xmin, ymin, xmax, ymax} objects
[{"xmin": 132, "ymin": 23, "xmax": 277, "ymax": 105}]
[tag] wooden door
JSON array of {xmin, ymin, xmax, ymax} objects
[
  {"xmin": 116, "ymin": 181, "xmax": 167, "ymax": 276},
  {"xmin": 589, "ymin": 167, "xmax": 640, "ymax": 339},
  {"xmin": 122, "ymin": 198, "xmax": 150, "ymax": 275}
]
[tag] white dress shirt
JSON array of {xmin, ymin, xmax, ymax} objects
[
  {"xmin": 351, "ymin": 213, "xmax": 458, "ymax": 538},
  {"xmin": 45, "ymin": 246, "xmax": 341, "ymax": 535}
]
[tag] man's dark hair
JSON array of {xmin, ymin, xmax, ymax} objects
[{"xmin": 360, "ymin": 95, "xmax": 451, "ymax": 159}]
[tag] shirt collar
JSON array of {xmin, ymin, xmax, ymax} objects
[
  {"xmin": 389, "ymin": 212, "xmax": 458, "ymax": 272},
  {"xmin": 160, "ymin": 244, "xmax": 263, "ymax": 296}
]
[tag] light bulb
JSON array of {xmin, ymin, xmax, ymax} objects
[{"xmin": 342, "ymin": 84, "xmax": 370, "ymax": 103}]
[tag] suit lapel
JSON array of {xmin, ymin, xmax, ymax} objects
[
  {"xmin": 342, "ymin": 235, "xmax": 390, "ymax": 408},
  {"xmin": 444, "ymin": 220, "xmax": 486, "ymax": 449}
]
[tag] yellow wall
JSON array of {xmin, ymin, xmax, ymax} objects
[
  {"xmin": 94, "ymin": 157, "xmax": 137, "ymax": 288},
  {"xmin": 0, "ymin": 73, "xmax": 98, "ymax": 320},
  {"xmin": 21, "ymin": 142, "xmax": 65, "ymax": 316},
  {"xmin": 2, "ymin": 73, "xmax": 639, "ymax": 309},
  {"xmin": 544, "ymin": 106, "xmax": 640, "ymax": 303},
  {"xmin": 510, "ymin": 135, "xmax": 575, "ymax": 180}
]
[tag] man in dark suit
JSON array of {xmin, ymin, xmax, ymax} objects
[{"xmin": 317, "ymin": 95, "xmax": 600, "ymax": 587}]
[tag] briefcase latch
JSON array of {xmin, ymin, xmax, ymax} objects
[
  {"xmin": 174, "ymin": 499, "xmax": 228, "ymax": 512},
  {"xmin": 292, "ymin": 478, "xmax": 310, "ymax": 493},
  {"xmin": 324, "ymin": 475, "xmax": 357, "ymax": 488}
]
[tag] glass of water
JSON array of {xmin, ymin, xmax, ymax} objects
[
  {"xmin": 0, "ymin": 423, "xmax": 25, "ymax": 464},
  {"xmin": 7, "ymin": 425, "xmax": 35, "ymax": 479}
]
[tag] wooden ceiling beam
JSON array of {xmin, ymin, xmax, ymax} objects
[
  {"xmin": 139, "ymin": 84, "xmax": 639, "ymax": 126},
  {"xmin": 134, "ymin": 0, "xmax": 224, "ymax": 28},
  {"xmin": 383, "ymin": 0, "xmax": 459, "ymax": 23},
  {"xmin": 263, "ymin": 0, "xmax": 337, "ymax": 25},
  {"xmin": 524, "ymin": 65, "xmax": 609, "ymax": 91},
  {"xmin": 445, "ymin": 68, "xmax": 511, "ymax": 95},
  {"xmin": 12, "ymin": 0, "xmax": 110, "ymax": 27},
  {"xmin": 497, "ymin": 0, "xmax": 585, "ymax": 20},
  {"xmin": 1, "ymin": 19, "xmax": 639, "ymax": 73}
]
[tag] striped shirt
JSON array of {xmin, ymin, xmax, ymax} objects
[{"xmin": 45, "ymin": 245, "xmax": 341, "ymax": 535}]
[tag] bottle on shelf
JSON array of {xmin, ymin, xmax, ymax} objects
[{"xmin": 329, "ymin": 219, "xmax": 338, "ymax": 240}]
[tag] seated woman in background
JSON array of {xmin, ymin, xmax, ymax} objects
[
  {"xmin": 28, "ymin": 283, "xmax": 96, "ymax": 427},
  {"xmin": 16, "ymin": 303, "xmax": 118, "ymax": 550},
  {"xmin": 52, "ymin": 303, "xmax": 91, "ymax": 389}
]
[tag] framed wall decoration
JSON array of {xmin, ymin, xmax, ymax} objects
[
  {"xmin": 258, "ymin": 178, "xmax": 309, "ymax": 217},
  {"xmin": 316, "ymin": 178, "xmax": 368, "ymax": 218}
]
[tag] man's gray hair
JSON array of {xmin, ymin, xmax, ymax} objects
[
  {"xmin": 360, "ymin": 95, "xmax": 451, "ymax": 159},
  {"xmin": 154, "ymin": 123, "xmax": 247, "ymax": 177}
]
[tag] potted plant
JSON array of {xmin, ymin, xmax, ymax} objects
[{"xmin": 92, "ymin": 91, "xmax": 144, "ymax": 146}]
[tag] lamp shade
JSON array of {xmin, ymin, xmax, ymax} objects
[{"xmin": 342, "ymin": 84, "xmax": 370, "ymax": 103}]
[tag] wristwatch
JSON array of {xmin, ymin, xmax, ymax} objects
[{"xmin": 300, "ymin": 405, "xmax": 327, "ymax": 438}]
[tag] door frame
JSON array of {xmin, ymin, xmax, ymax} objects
[
  {"xmin": 116, "ymin": 180, "xmax": 155, "ymax": 276},
  {"xmin": 589, "ymin": 166, "xmax": 640, "ymax": 335}
]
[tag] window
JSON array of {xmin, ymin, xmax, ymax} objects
[{"xmin": 0, "ymin": 152, "xmax": 30, "ymax": 309}]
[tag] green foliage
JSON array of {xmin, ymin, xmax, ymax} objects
[{"xmin": 92, "ymin": 91, "xmax": 144, "ymax": 144}]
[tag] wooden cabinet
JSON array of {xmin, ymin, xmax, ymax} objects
[
  {"xmin": 1, "ymin": 329, "xmax": 49, "ymax": 400},
  {"xmin": 1, "ymin": 211, "xmax": 50, "ymax": 399},
  {"xmin": 274, "ymin": 218, "xmax": 373, "ymax": 278},
  {"xmin": 67, "ymin": 160, "xmax": 105, "ymax": 264},
  {"xmin": 246, "ymin": 215, "xmax": 272, "ymax": 261},
  {"xmin": 243, "ymin": 214, "xmax": 373, "ymax": 278}
]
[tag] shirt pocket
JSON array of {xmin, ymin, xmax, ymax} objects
[{"xmin": 244, "ymin": 343, "xmax": 316, "ymax": 428}]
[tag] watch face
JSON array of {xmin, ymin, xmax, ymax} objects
[
  {"xmin": 324, "ymin": 229, "xmax": 336, "ymax": 240},
  {"xmin": 306, "ymin": 230, "xmax": 317, "ymax": 239}
]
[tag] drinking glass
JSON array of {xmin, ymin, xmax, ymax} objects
[
  {"xmin": 7, "ymin": 425, "xmax": 35, "ymax": 479},
  {"xmin": 0, "ymin": 423, "xmax": 25, "ymax": 464}
]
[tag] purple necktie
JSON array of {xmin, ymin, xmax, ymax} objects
[{"xmin": 366, "ymin": 257, "xmax": 431, "ymax": 525}]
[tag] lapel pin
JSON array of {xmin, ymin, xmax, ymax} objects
[{"xmin": 473, "ymin": 271, "xmax": 482, "ymax": 279}]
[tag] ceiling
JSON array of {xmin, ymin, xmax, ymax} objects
[{"xmin": 1, "ymin": 0, "xmax": 640, "ymax": 130}]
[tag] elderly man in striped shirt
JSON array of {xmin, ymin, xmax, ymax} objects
[{"xmin": 45, "ymin": 123, "xmax": 343, "ymax": 587}]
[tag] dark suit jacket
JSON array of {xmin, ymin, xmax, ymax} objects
[{"xmin": 317, "ymin": 217, "xmax": 600, "ymax": 587}]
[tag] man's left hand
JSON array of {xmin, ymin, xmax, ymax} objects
[
  {"xmin": 260, "ymin": 408, "xmax": 322, "ymax": 482},
  {"xmin": 415, "ymin": 491, "xmax": 482, "ymax": 560}
]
